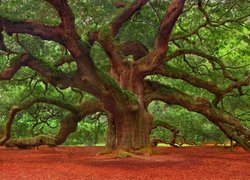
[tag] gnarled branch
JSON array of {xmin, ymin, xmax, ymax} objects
[
  {"xmin": 156, "ymin": 64, "xmax": 223, "ymax": 95},
  {"xmin": 151, "ymin": 119, "xmax": 180, "ymax": 146},
  {"xmin": 0, "ymin": 18, "xmax": 63, "ymax": 44},
  {"xmin": 165, "ymin": 49, "xmax": 238, "ymax": 81},
  {"xmin": 153, "ymin": 0, "xmax": 185, "ymax": 60},
  {"xmin": 111, "ymin": 0, "xmax": 149, "ymax": 36},
  {"xmin": 0, "ymin": 54, "xmax": 30, "ymax": 80},
  {"xmin": 0, "ymin": 97, "xmax": 79, "ymax": 145},
  {"xmin": 117, "ymin": 41, "xmax": 149, "ymax": 61},
  {"xmin": 143, "ymin": 80, "xmax": 250, "ymax": 150}
]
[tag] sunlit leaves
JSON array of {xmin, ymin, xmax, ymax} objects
[{"xmin": 0, "ymin": 0, "xmax": 60, "ymax": 25}]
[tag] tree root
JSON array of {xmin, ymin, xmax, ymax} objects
[
  {"xmin": 113, "ymin": 149, "xmax": 142, "ymax": 159},
  {"xmin": 134, "ymin": 146, "xmax": 154, "ymax": 156},
  {"xmin": 96, "ymin": 147, "xmax": 154, "ymax": 159},
  {"xmin": 95, "ymin": 148, "xmax": 113, "ymax": 156}
]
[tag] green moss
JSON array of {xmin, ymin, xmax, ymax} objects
[
  {"xmin": 0, "ymin": 14, "xmax": 21, "ymax": 22},
  {"xmin": 99, "ymin": 25, "xmax": 112, "ymax": 41},
  {"xmin": 97, "ymin": 70, "xmax": 123, "ymax": 93},
  {"xmin": 158, "ymin": 86, "xmax": 176, "ymax": 94},
  {"xmin": 122, "ymin": 89, "xmax": 137, "ymax": 104},
  {"xmin": 97, "ymin": 70, "xmax": 138, "ymax": 106}
]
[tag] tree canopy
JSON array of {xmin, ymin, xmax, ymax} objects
[{"xmin": 0, "ymin": 0, "xmax": 250, "ymax": 154}]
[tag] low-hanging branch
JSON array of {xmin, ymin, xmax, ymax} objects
[
  {"xmin": 144, "ymin": 80, "xmax": 249, "ymax": 129},
  {"xmin": 55, "ymin": 99, "xmax": 104, "ymax": 145},
  {"xmin": 0, "ymin": 97, "xmax": 79, "ymax": 145},
  {"xmin": 151, "ymin": 119, "xmax": 180, "ymax": 147},
  {"xmin": 5, "ymin": 134, "xmax": 57, "ymax": 148},
  {"xmin": 0, "ymin": 97, "xmax": 104, "ymax": 147},
  {"xmin": 143, "ymin": 80, "xmax": 250, "ymax": 150}
]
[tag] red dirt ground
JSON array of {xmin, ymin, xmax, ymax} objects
[{"xmin": 0, "ymin": 146, "xmax": 249, "ymax": 180}]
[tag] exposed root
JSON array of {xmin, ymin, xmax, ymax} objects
[
  {"xmin": 113, "ymin": 149, "xmax": 143, "ymax": 159},
  {"xmin": 134, "ymin": 147, "xmax": 154, "ymax": 156},
  {"xmin": 96, "ymin": 148, "xmax": 155, "ymax": 159},
  {"xmin": 96, "ymin": 149, "xmax": 142, "ymax": 159},
  {"xmin": 95, "ymin": 148, "xmax": 113, "ymax": 156}
]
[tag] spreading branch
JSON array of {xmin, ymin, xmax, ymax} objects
[
  {"xmin": 54, "ymin": 55, "xmax": 74, "ymax": 67},
  {"xmin": 0, "ymin": 97, "xmax": 104, "ymax": 147},
  {"xmin": 44, "ymin": 0, "xmax": 77, "ymax": 35},
  {"xmin": 165, "ymin": 49, "xmax": 238, "ymax": 81},
  {"xmin": 0, "ymin": 97, "xmax": 77, "ymax": 145},
  {"xmin": 0, "ymin": 54, "xmax": 30, "ymax": 80},
  {"xmin": 143, "ymin": 80, "xmax": 250, "ymax": 149},
  {"xmin": 156, "ymin": 64, "xmax": 222, "ymax": 95},
  {"xmin": 0, "ymin": 18, "xmax": 63, "ymax": 44},
  {"xmin": 0, "ymin": 53, "xmax": 74, "ymax": 87},
  {"xmin": 55, "ymin": 99, "xmax": 104, "ymax": 144},
  {"xmin": 0, "ymin": 31, "xmax": 17, "ymax": 54},
  {"xmin": 153, "ymin": 0, "xmax": 185, "ymax": 60},
  {"xmin": 171, "ymin": 4, "xmax": 250, "ymax": 41},
  {"xmin": 111, "ymin": 0, "xmax": 149, "ymax": 36},
  {"xmin": 151, "ymin": 119, "xmax": 180, "ymax": 146},
  {"xmin": 117, "ymin": 41, "xmax": 149, "ymax": 60}
]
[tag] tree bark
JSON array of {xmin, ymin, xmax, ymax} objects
[{"xmin": 104, "ymin": 105, "xmax": 153, "ymax": 153}]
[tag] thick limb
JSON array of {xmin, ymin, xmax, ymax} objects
[
  {"xmin": 0, "ymin": 97, "xmax": 78, "ymax": 145},
  {"xmin": 151, "ymin": 120, "xmax": 180, "ymax": 146},
  {"xmin": 56, "ymin": 99, "xmax": 104, "ymax": 145},
  {"xmin": 144, "ymin": 80, "xmax": 250, "ymax": 150},
  {"xmin": 4, "ymin": 135, "xmax": 56, "ymax": 148},
  {"xmin": 0, "ymin": 18, "xmax": 63, "ymax": 44}
]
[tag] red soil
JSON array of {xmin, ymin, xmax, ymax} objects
[{"xmin": 0, "ymin": 146, "xmax": 249, "ymax": 180}]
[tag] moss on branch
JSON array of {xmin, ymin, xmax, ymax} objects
[{"xmin": 5, "ymin": 134, "xmax": 56, "ymax": 148}]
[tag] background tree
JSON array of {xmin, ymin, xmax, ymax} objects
[{"xmin": 0, "ymin": 0, "xmax": 250, "ymax": 155}]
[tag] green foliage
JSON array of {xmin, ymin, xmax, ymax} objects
[
  {"xmin": 99, "ymin": 25, "xmax": 112, "ymax": 41},
  {"xmin": 64, "ymin": 114, "xmax": 107, "ymax": 146},
  {"xmin": 0, "ymin": 0, "xmax": 60, "ymax": 25},
  {"xmin": 149, "ymin": 101, "xmax": 227, "ymax": 144}
]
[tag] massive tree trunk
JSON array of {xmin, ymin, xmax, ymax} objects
[
  {"xmin": 102, "ymin": 72, "xmax": 153, "ymax": 152},
  {"xmin": 105, "ymin": 102, "xmax": 153, "ymax": 152}
]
